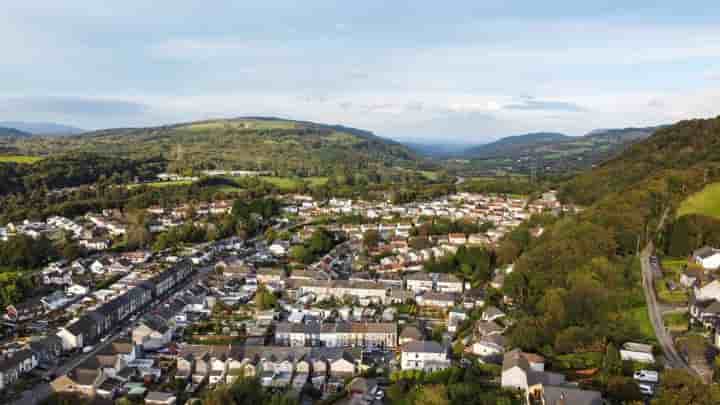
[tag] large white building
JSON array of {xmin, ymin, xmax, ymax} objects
[{"xmin": 400, "ymin": 341, "xmax": 450, "ymax": 371}]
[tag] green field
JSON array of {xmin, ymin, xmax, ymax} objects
[
  {"xmin": 677, "ymin": 182, "xmax": 720, "ymax": 219},
  {"xmin": 128, "ymin": 180, "xmax": 194, "ymax": 189},
  {"xmin": 663, "ymin": 312, "xmax": 689, "ymax": 333},
  {"xmin": 625, "ymin": 307, "xmax": 657, "ymax": 343},
  {"xmin": 0, "ymin": 155, "xmax": 42, "ymax": 164},
  {"xmin": 262, "ymin": 176, "xmax": 328, "ymax": 190}
]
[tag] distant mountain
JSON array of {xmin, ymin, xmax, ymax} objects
[
  {"xmin": 458, "ymin": 127, "xmax": 658, "ymax": 174},
  {"xmin": 403, "ymin": 142, "xmax": 480, "ymax": 157},
  {"xmin": 1, "ymin": 117, "xmax": 417, "ymax": 175},
  {"xmin": 0, "ymin": 126, "xmax": 32, "ymax": 138},
  {"xmin": 464, "ymin": 132, "xmax": 571, "ymax": 158},
  {"xmin": 0, "ymin": 121, "xmax": 84, "ymax": 136}
]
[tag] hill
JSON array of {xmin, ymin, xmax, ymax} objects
[
  {"xmin": 460, "ymin": 127, "xmax": 657, "ymax": 174},
  {"xmin": 464, "ymin": 132, "xmax": 571, "ymax": 158},
  {"xmin": 561, "ymin": 119, "xmax": 720, "ymax": 206},
  {"xmin": 1, "ymin": 117, "xmax": 418, "ymax": 176},
  {"xmin": 0, "ymin": 121, "xmax": 84, "ymax": 136},
  {"xmin": 0, "ymin": 126, "xmax": 32, "ymax": 138}
]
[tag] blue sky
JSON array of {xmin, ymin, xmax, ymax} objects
[{"xmin": 2, "ymin": 1, "xmax": 720, "ymax": 142}]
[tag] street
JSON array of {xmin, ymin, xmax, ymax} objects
[{"xmin": 639, "ymin": 244, "xmax": 690, "ymax": 370}]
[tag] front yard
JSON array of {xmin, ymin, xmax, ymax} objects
[{"xmin": 657, "ymin": 258, "xmax": 689, "ymax": 305}]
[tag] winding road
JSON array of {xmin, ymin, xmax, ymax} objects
[{"xmin": 639, "ymin": 244, "xmax": 689, "ymax": 370}]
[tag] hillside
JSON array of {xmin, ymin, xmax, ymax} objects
[
  {"xmin": 0, "ymin": 126, "xmax": 32, "ymax": 138},
  {"xmin": 2, "ymin": 117, "xmax": 418, "ymax": 176},
  {"xmin": 0, "ymin": 121, "xmax": 84, "ymax": 135},
  {"xmin": 561, "ymin": 118, "xmax": 720, "ymax": 206},
  {"xmin": 459, "ymin": 127, "xmax": 657, "ymax": 175},
  {"xmin": 465, "ymin": 132, "xmax": 571, "ymax": 158}
]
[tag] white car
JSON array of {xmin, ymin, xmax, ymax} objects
[
  {"xmin": 638, "ymin": 383, "xmax": 654, "ymax": 396},
  {"xmin": 634, "ymin": 370, "xmax": 659, "ymax": 383}
]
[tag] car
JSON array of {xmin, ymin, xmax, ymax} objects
[
  {"xmin": 634, "ymin": 370, "xmax": 659, "ymax": 383},
  {"xmin": 375, "ymin": 390, "xmax": 385, "ymax": 400},
  {"xmin": 638, "ymin": 383, "xmax": 654, "ymax": 396},
  {"xmin": 82, "ymin": 345, "xmax": 94, "ymax": 353}
]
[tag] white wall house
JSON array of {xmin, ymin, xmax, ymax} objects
[{"xmin": 400, "ymin": 341, "xmax": 450, "ymax": 372}]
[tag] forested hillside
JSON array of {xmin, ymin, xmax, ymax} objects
[
  {"xmin": 495, "ymin": 116, "xmax": 720, "ymax": 380},
  {"xmin": 2, "ymin": 117, "xmax": 418, "ymax": 176}
]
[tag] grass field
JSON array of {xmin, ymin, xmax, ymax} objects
[
  {"xmin": 262, "ymin": 176, "xmax": 328, "ymax": 190},
  {"xmin": 677, "ymin": 182, "xmax": 720, "ymax": 219},
  {"xmin": 128, "ymin": 180, "xmax": 194, "ymax": 189},
  {"xmin": 626, "ymin": 307, "xmax": 657, "ymax": 343},
  {"xmin": 663, "ymin": 312, "xmax": 689, "ymax": 333},
  {"xmin": 0, "ymin": 155, "xmax": 42, "ymax": 163}
]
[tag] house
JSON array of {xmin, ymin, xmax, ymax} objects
[
  {"xmin": 405, "ymin": 272, "xmax": 434, "ymax": 293},
  {"xmin": 29, "ymin": 335, "xmax": 63, "ymax": 366},
  {"xmin": 694, "ymin": 280, "xmax": 720, "ymax": 302},
  {"xmin": 400, "ymin": 341, "xmax": 450, "ymax": 372},
  {"xmin": 435, "ymin": 273, "xmax": 463, "ymax": 293},
  {"xmin": 481, "ymin": 306, "xmax": 506, "ymax": 322},
  {"xmin": 681, "ymin": 266, "xmax": 705, "ymax": 288},
  {"xmin": 133, "ymin": 315, "xmax": 173, "ymax": 350},
  {"xmin": 328, "ymin": 350, "xmax": 357, "ymax": 377},
  {"xmin": 448, "ymin": 233, "xmax": 467, "ymax": 245},
  {"xmin": 693, "ymin": 246, "xmax": 720, "ymax": 270},
  {"xmin": 476, "ymin": 321, "xmax": 504, "ymax": 337},
  {"xmin": 472, "ymin": 334, "xmax": 506, "ymax": 359},
  {"xmin": 619, "ymin": 342, "xmax": 655, "ymax": 364},
  {"xmin": 416, "ymin": 291, "xmax": 456, "ymax": 309},
  {"xmin": 399, "ymin": 325, "xmax": 424, "ymax": 346},
  {"xmin": 501, "ymin": 349, "xmax": 563, "ymax": 393},
  {"xmin": 0, "ymin": 349, "xmax": 38, "ymax": 391},
  {"xmin": 269, "ymin": 241, "xmax": 290, "ymax": 257},
  {"xmin": 145, "ymin": 391, "xmax": 177, "ymax": 405}
]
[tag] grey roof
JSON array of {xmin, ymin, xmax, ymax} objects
[
  {"xmin": 694, "ymin": 246, "xmax": 718, "ymax": 259},
  {"xmin": 400, "ymin": 325, "xmax": 424, "ymax": 340},
  {"xmin": 402, "ymin": 340, "xmax": 445, "ymax": 354}
]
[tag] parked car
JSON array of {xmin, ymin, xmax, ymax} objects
[
  {"xmin": 639, "ymin": 383, "xmax": 654, "ymax": 396},
  {"xmin": 634, "ymin": 370, "xmax": 659, "ymax": 383}
]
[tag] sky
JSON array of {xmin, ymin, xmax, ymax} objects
[{"xmin": 2, "ymin": 1, "xmax": 720, "ymax": 143}]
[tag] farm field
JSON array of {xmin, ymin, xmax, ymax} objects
[
  {"xmin": 0, "ymin": 155, "xmax": 42, "ymax": 163},
  {"xmin": 677, "ymin": 182, "xmax": 720, "ymax": 219}
]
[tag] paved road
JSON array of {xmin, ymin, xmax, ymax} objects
[{"xmin": 640, "ymin": 244, "xmax": 690, "ymax": 370}]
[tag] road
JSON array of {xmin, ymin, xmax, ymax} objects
[{"xmin": 639, "ymin": 245, "xmax": 689, "ymax": 370}]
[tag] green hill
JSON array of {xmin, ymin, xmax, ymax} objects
[{"xmin": 4, "ymin": 117, "xmax": 418, "ymax": 176}]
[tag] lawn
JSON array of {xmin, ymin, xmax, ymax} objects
[
  {"xmin": 663, "ymin": 312, "xmax": 689, "ymax": 333},
  {"xmin": 626, "ymin": 307, "xmax": 657, "ymax": 343},
  {"xmin": 0, "ymin": 155, "xmax": 42, "ymax": 164},
  {"xmin": 552, "ymin": 352, "xmax": 603, "ymax": 371},
  {"xmin": 677, "ymin": 182, "xmax": 720, "ymax": 219},
  {"xmin": 261, "ymin": 176, "xmax": 328, "ymax": 191}
]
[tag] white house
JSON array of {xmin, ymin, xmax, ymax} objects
[
  {"xmin": 400, "ymin": 341, "xmax": 450, "ymax": 372},
  {"xmin": 693, "ymin": 247, "xmax": 720, "ymax": 270}
]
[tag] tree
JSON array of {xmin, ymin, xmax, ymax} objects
[
  {"xmin": 363, "ymin": 230, "xmax": 381, "ymax": 249},
  {"xmin": 606, "ymin": 376, "xmax": 642, "ymax": 403},
  {"xmin": 603, "ymin": 342, "xmax": 621, "ymax": 376},
  {"xmin": 255, "ymin": 285, "xmax": 277, "ymax": 310},
  {"xmin": 652, "ymin": 369, "xmax": 720, "ymax": 404}
]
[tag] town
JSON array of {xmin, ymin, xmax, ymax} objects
[{"xmin": 0, "ymin": 186, "xmax": 662, "ymax": 405}]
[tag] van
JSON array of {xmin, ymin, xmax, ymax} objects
[{"xmin": 634, "ymin": 370, "xmax": 659, "ymax": 383}]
